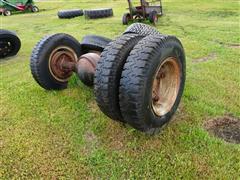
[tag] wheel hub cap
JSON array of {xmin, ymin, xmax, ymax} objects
[{"xmin": 49, "ymin": 46, "xmax": 77, "ymax": 82}]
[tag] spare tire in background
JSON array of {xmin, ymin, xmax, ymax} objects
[
  {"xmin": 81, "ymin": 35, "xmax": 112, "ymax": 53},
  {"xmin": 58, "ymin": 9, "xmax": 83, "ymax": 19},
  {"xmin": 84, "ymin": 8, "xmax": 113, "ymax": 19},
  {"xmin": 0, "ymin": 29, "xmax": 21, "ymax": 59}
]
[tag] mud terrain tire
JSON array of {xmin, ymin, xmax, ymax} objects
[
  {"xmin": 124, "ymin": 23, "xmax": 161, "ymax": 36},
  {"xmin": 84, "ymin": 8, "xmax": 113, "ymax": 19},
  {"xmin": 58, "ymin": 9, "xmax": 83, "ymax": 19},
  {"xmin": 119, "ymin": 35, "xmax": 186, "ymax": 134},
  {"xmin": 94, "ymin": 33, "xmax": 144, "ymax": 121}
]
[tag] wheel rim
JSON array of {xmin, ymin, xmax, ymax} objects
[
  {"xmin": 0, "ymin": 40, "xmax": 12, "ymax": 57},
  {"xmin": 48, "ymin": 46, "xmax": 77, "ymax": 82},
  {"xmin": 151, "ymin": 57, "xmax": 181, "ymax": 116}
]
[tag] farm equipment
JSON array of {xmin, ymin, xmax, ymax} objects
[
  {"xmin": 30, "ymin": 23, "xmax": 186, "ymax": 134},
  {"xmin": 0, "ymin": 0, "xmax": 39, "ymax": 16},
  {"xmin": 122, "ymin": 0, "xmax": 163, "ymax": 25}
]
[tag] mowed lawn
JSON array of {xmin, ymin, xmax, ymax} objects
[{"xmin": 0, "ymin": 0, "xmax": 239, "ymax": 179}]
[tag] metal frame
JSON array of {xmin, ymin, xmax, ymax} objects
[{"xmin": 126, "ymin": 0, "xmax": 163, "ymax": 21}]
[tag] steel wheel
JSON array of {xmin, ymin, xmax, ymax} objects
[
  {"xmin": 0, "ymin": 40, "xmax": 12, "ymax": 57},
  {"xmin": 48, "ymin": 46, "xmax": 77, "ymax": 82},
  {"xmin": 152, "ymin": 57, "xmax": 181, "ymax": 116}
]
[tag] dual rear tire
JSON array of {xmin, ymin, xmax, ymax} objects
[{"xmin": 94, "ymin": 24, "xmax": 186, "ymax": 133}]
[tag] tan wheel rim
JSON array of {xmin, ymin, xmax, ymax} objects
[
  {"xmin": 151, "ymin": 57, "xmax": 181, "ymax": 116},
  {"xmin": 48, "ymin": 46, "xmax": 77, "ymax": 82}
]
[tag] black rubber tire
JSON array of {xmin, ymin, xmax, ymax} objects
[
  {"xmin": 0, "ymin": 29, "xmax": 21, "ymax": 59},
  {"xmin": 31, "ymin": 6, "xmax": 39, "ymax": 13},
  {"xmin": 81, "ymin": 35, "xmax": 112, "ymax": 53},
  {"xmin": 58, "ymin": 9, "xmax": 83, "ymax": 19},
  {"xmin": 3, "ymin": 10, "xmax": 11, "ymax": 16},
  {"xmin": 84, "ymin": 8, "xmax": 113, "ymax": 19},
  {"xmin": 149, "ymin": 11, "xmax": 158, "ymax": 24},
  {"xmin": 123, "ymin": 23, "xmax": 161, "ymax": 36},
  {"xmin": 94, "ymin": 33, "xmax": 144, "ymax": 122},
  {"xmin": 119, "ymin": 35, "xmax": 186, "ymax": 134},
  {"xmin": 30, "ymin": 33, "xmax": 82, "ymax": 90},
  {"xmin": 122, "ymin": 13, "xmax": 130, "ymax": 25}
]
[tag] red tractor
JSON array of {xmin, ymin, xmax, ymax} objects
[{"xmin": 122, "ymin": 0, "xmax": 163, "ymax": 25}]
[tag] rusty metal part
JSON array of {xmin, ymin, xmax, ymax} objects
[
  {"xmin": 76, "ymin": 53, "xmax": 101, "ymax": 86},
  {"xmin": 48, "ymin": 46, "xmax": 78, "ymax": 82},
  {"xmin": 151, "ymin": 57, "xmax": 181, "ymax": 116}
]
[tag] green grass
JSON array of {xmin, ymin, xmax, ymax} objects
[{"xmin": 0, "ymin": 0, "xmax": 240, "ymax": 179}]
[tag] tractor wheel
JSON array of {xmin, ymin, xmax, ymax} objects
[
  {"xmin": 0, "ymin": 30, "xmax": 21, "ymax": 59},
  {"xmin": 30, "ymin": 33, "xmax": 82, "ymax": 90},
  {"xmin": 149, "ymin": 11, "xmax": 158, "ymax": 24},
  {"xmin": 84, "ymin": 8, "xmax": 113, "ymax": 19},
  {"xmin": 31, "ymin": 6, "xmax": 39, "ymax": 13},
  {"xmin": 119, "ymin": 35, "xmax": 186, "ymax": 134},
  {"xmin": 3, "ymin": 10, "xmax": 11, "ymax": 16},
  {"xmin": 124, "ymin": 23, "xmax": 161, "ymax": 36},
  {"xmin": 81, "ymin": 35, "xmax": 112, "ymax": 53},
  {"xmin": 58, "ymin": 9, "xmax": 83, "ymax": 19},
  {"xmin": 94, "ymin": 33, "xmax": 144, "ymax": 122},
  {"xmin": 122, "ymin": 13, "xmax": 130, "ymax": 25}
]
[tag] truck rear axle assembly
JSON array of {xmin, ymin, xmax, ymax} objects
[{"xmin": 30, "ymin": 23, "xmax": 186, "ymax": 134}]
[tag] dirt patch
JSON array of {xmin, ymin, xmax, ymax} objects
[
  {"xmin": 214, "ymin": 40, "xmax": 240, "ymax": 49},
  {"xmin": 204, "ymin": 115, "xmax": 240, "ymax": 144},
  {"xmin": 228, "ymin": 44, "xmax": 240, "ymax": 49},
  {"xmin": 83, "ymin": 130, "xmax": 99, "ymax": 155},
  {"xmin": 193, "ymin": 53, "xmax": 217, "ymax": 63}
]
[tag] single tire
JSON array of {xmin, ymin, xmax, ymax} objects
[
  {"xmin": 0, "ymin": 29, "xmax": 21, "ymax": 59},
  {"xmin": 84, "ymin": 8, "xmax": 113, "ymax": 19},
  {"xmin": 149, "ymin": 11, "xmax": 158, "ymax": 24},
  {"xmin": 122, "ymin": 13, "xmax": 130, "ymax": 25},
  {"xmin": 81, "ymin": 35, "xmax": 112, "ymax": 53},
  {"xmin": 3, "ymin": 10, "xmax": 11, "ymax": 16},
  {"xmin": 119, "ymin": 35, "xmax": 186, "ymax": 134},
  {"xmin": 58, "ymin": 9, "xmax": 83, "ymax": 19},
  {"xmin": 31, "ymin": 6, "xmax": 39, "ymax": 13},
  {"xmin": 123, "ymin": 23, "xmax": 161, "ymax": 36},
  {"xmin": 94, "ymin": 33, "xmax": 144, "ymax": 121},
  {"xmin": 30, "ymin": 33, "xmax": 82, "ymax": 90}
]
